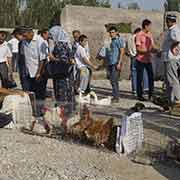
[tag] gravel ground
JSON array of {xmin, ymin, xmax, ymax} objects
[{"xmin": 0, "ymin": 79, "xmax": 180, "ymax": 180}]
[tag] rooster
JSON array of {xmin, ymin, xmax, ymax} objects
[
  {"xmin": 85, "ymin": 118, "xmax": 114, "ymax": 146},
  {"xmin": 71, "ymin": 106, "xmax": 93, "ymax": 137}
]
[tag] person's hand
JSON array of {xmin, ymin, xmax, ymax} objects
[
  {"xmin": 70, "ymin": 59, "xmax": 75, "ymax": 64},
  {"xmin": 35, "ymin": 73, "xmax": 41, "ymax": 81},
  {"xmin": 117, "ymin": 62, "xmax": 123, "ymax": 72},
  {"xmin": 93, "ymin": 65, "xmax": 99, "ymax": 70},
  {"xmin": 49, "ymin": 53, "xmax": 57, "ymax": 61}
]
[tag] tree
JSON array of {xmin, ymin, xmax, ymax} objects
[
  {"xmin": 127, "ymin": 2, "xmax": 140, "ymax": 10},
  {"xmin": 0, "ymin": 0, "xmax": 111, "ymax": 28},
  {"xmin": 166, "ymin": 0, "xmax": 180, "ymax": 11},
  {"xmin": 0, "ymin": 0, "xmax": 19, "ymax": 28}
]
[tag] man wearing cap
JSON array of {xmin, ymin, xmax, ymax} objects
[
  {"xmin": 18, "ymin": 27, "xmax": 48, "ymax": 122},
  {"xmin": 162, "ymin": 14, "xmax": 180, "ymax": 104},
  {"xmin": 0, "ymin": 31, "xmax": 12, "ymax": 88},
  {"xmin": 8, "ymin": 28, "xmax": 24, "ymax": 72}
]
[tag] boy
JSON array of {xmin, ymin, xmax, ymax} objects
[
  {"xmin": 135, "ymin": 19, "xmax": 157, "ymax": 101},
  {"xmin": 0, "ymin": 31, "xmax": 12, "ymax": 88},
  {"xmin": 75, "ymin": 35, "xmax": 97, "ymax": 94},
  {"xmin": 105, "ymin": 26, "xmax": 125, "ymax": 103},
  {"xmin": 8, "ymin": 28, "xmax": 24, "ymax": 72},
  {"xmin": 166, "ymin": 41, "xmax": 180, "ymax": 104}
]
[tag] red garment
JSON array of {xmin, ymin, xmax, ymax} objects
[{"xmin": 136, "ymin": 31, "xmax": 154, "ymax": 63}]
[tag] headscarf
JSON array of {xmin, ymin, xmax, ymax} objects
[{"xmin": 49, "ymin": 25, "xmax": 70, "ymax": 44}]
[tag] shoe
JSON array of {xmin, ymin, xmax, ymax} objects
[
  {"xmin": 137, "ymin": 97, "xmax": 146, "ymax": 101},
  {"xmin": 112, "ymin": 98, "xmax": 119, "ymax": 103}
]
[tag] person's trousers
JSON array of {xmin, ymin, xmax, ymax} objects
[
  {"xmin": 0, "ymin": 62, "xmax": 9, "ymax": 88},
  {"xmin": 136, "ymin": 60, "xmax": 154, "ymax": 98},
  {"xmin": 165, "ymin": 59, "xmax": 180, "ymax": 103},
  {"xmin": 12, "ymin": 53, "xmax": 18, "ymax": 72},
  {"xmin": 79, "ymin": 67, "xmax": 92, "ymax": 93},
  {"xmin": 131, "ymin": 57, "xmax": 149, "ymax": 93},
  {"xmin": 20, "ymin": 75, "xmax": 47, "ymax": 117},
  {"xmin": 108, "ymin": 64, "xmax": 120, "ymax": 99}
]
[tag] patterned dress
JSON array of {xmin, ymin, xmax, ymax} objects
[{"xmin": 52, "ymin": 41, "xmax": 75, "ymax": 112}]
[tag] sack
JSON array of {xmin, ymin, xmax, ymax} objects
[
  {"xmin": 44, "ymin": 60, "xmax": 73, "ymax": 79},
  {"xmin": 116, "ymin": 112, "xmax": 144, "ymax": 155},
  {"xmin": 0, "ymin": 94, "xmax": 33, "ymax": 128}
]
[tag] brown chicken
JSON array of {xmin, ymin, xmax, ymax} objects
[
  {"xmin": 71, "ymin": 105, "xmax": 93, "ymax": 137},
  {"xmin": 71, "ymin": 105, "xmax": 114, "ymax": 146},
  {"xmin": 85, "ymin": 118, "xmax": 114, "ymax": 146}
]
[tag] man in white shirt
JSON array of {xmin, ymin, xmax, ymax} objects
[
  {"xmin": 17, "ymin": 27, "xmax": 51, "ymax": 133},
  {"xmin": 8, "ymin": 28, "xmax": 23, "ymax": 72},
  {"xmin": 18, "ymin": 27, "xmax": 48, "ymax": 114},
  {"xmin": 162, "ymin": 14, "xmax": 180, "ymax": 104},
  {"xmin": 0, "ymin": 31, "xmax": 12, "ymax": 88},
  {"xmin": 75, "ymin": 34, "xmax": 97, "ymax": 94}
]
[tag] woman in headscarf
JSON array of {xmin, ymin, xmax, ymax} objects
[{"xmin": 49, "ymin": 25, "xmax": 75, "ymax": 112}]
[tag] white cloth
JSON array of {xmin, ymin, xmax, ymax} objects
[
  {"xmin": 49, "ymin": 25, "xmax": 71, "ymax": 49},
  {"xmin": 162, "ymin": 24, "xmax": 180, "ymax": 61},
  {"xmin": 116, "ymin": 112, "xmax": 144, "ymax": 155},
  {"xmin": 37, "ymin": 35, "xmax": 49, "ymax": 60},
  {"xmin": 0, "ymin": 94, "xmax": 33, "ymax": 129},
  {"xmin": 23, "ymin": 34, "xmax": 48, "ymax": 78},
  {"xmin": 75, "ymin": 45, "xmax": 89, "ymax": 69},
  {"xmin": 8, "ymin": 38, "xmax": 19, "ymax": 53},
  {"xmin": 128, "ymin": 34, "xmax": 137, "ymax": 57},
  {"xmin": 0, "ymin": 42, "xmax": 12, "ymax": 63}
]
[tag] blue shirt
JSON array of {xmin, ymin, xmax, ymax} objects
[{"xmin": 105, "ymin": 36, "xmax": 125, "ymax": 65}]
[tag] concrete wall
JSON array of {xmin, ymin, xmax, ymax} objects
[
  {"xmin": 60, "ymin": 5, "xmax": 180, "ymax": 79},
  {"xmin": 61, "ymin": 5, "xmax": 164, "ymax": 54}
]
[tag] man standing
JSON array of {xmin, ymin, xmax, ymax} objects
[
  {"xmin": 72, "ymin": 30, "xmax": 81, "ymax": 57},
  {"xmin": 8, "ymin": 28, "xmax": 24, "ymax": 72},
  {"xmin": 18, "ymin": 27, "xmax": 48, "ymax": 126},
  {"xmin": 135, "ymin": 19, "xmax": 156, "ymax": 101},
  {"xmin": 0, "ymin": 31, "xmax": 12, "ymax": 88},
  {"xmin": 75, "ymin": 34, "xmax": 98, "ymax": 94},
  {"xmin": 105, "ymin": 26, "xmax": 125, "ymax": 103},
  {"xmin": 162, "ymin": 14, "xmax": 180, "ymax": 104},
  {"xmin": 128, "ymin": 27, "xmax": 149, "ymax": 94}
]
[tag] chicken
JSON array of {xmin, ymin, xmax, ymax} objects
[
  {"xmin": 78, "ymin": 92, "xmax": 91, "ymax": 104},
  {"xmin": 89, "ymin": 91, "xmax": 111, "ymax": 106},
  {"xmin": 85, "ymin": 118, "xmax": 114, "ymax": 146},
  {"xmin": 71, "ymin": 105, "xmax": 93, "ymax": 137}
]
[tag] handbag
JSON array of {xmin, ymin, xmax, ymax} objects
[{"xmin": 44, "ymin": 60, "xmax": 73, "ymax": 79}]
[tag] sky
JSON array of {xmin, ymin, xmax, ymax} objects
[{"xmin": 111, "ymin": 0, "xmax": 167, "ymax": 10}]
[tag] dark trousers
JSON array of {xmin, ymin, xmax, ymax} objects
[
  {"xmin": 21, "ymin": 75, "xmax": 47, "ymax": 100},
  {"xmin": 0, "ymin": 62, "xmax": 9, "ymax": 88},
  {"xmin": 21, "ymin": 75, "xmax": 47, "ymax": 116},
  {"xmin": 12, "ymin": 53, "xmax": 18, "ymax": 72},
  {"xmin": 108, "ymin": 64, "xmax": 120, "ymax": 99},
  {"xmin": 131, "ymin": 57, "xmax": 149, "ymax": 92},
  {"xmin": 136, "ymin": 60, "xmax": 154, "ymax": 98}
]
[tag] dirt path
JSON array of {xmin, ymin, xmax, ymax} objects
[{"xmin": 0, "ymin": 79, "xmax": 180, "ymax": 180}]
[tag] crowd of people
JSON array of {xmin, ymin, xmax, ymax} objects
[{"xmin": 0, "ymin": 14, "xmax": 180, "ymax": 127}]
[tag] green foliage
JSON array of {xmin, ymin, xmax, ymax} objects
[
  {"xmin": 105, "ymin": 23, "xmax": 132, "ymax": 33},
  {"xmin": 167, "ymin": 0, "xmax": 180, "ymax": 11},
  {"xmin": 0, "ymin": 0, "xmax": 111, "ymax": 29},
  {"xmin": 127, "ymin": 2, "xmax": 140, "ymax": 10}
]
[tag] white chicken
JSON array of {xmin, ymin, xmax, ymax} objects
[{"xmin": 89, "ymin": 91, "xmax": 111, "ymax": 106}]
